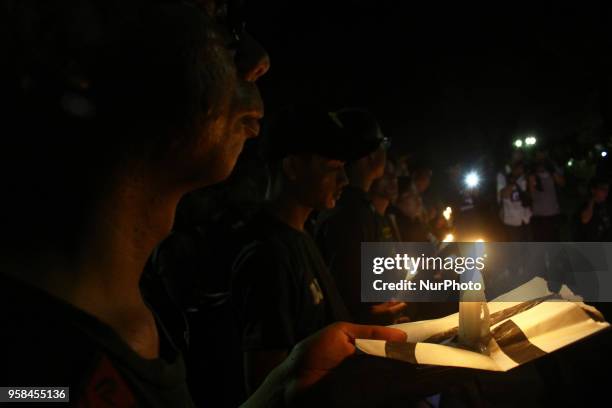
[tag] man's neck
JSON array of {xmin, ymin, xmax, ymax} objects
[
  {"xmin": 4, "ymin": 168, "xmax": 182, "ymax": 359},
  {"xmin": 269, "ymin": 192, "xmax": 312, "ymax": 232},
  {"xmin": 348, "ymin": 174, "xmax": 375, "ymax": 194},
  {"xmin": 77, "ymin": 174, "xmax": 180, "ymax": 308}
]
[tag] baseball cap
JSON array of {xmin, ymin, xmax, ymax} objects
[
  {"xmin": 268, "ymin": 105, "xmax": 387, "ymax": 162},
  {"xmin": 330, "ymin": 108, "xmax": 389, "ymax": 161}
]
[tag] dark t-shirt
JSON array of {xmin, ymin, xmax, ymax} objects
[
  {"xmin": 375, "ymin": 211, "xmax": 400, "ymax": 242},
  {"xmin": 0, "ymin": 274, "xmax": 194, "ymax": 407},
  {"xmin": 232, "ymin": 211, "xmax": 349, "ymax": 351},
  {"xmin": 316, "ymin": 186, "xmax": 383, "ymax": 321},
  {"xmin": 145, "ymin": 207, "xmax": 256, "ymax": 408},
  {"xmin": 574, "ymin": 201, "xmax": 612, "ymax": 241},
  {"xmin": 390, "ymin": 207, "xmax": 430, "ymax": 242}
]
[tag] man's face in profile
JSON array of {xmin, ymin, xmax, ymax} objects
[
  {"xmin": 593, "ymin": 185, "xmax": 609, "ymax": 203},
  {"xmin": 367, "ymin": 145, "xmax": 387, "ymax": 181},
  {"xmin": 178, "ymin": 0, "xmax": 268, "ymax": 187},
  {"xmin": 371, "ymin": 161, "xmax": 398, "ymax": 202},
  {"xmin": 287, "ymin": 155, "xmax": 348, "ymax": 211},
  {"xmin": 413, "ymin": 170, "xmax": 431, "ymax": 193},
  {"xmin": 396, "ymin": 190, "xmax": 420, "ymax": 218}
]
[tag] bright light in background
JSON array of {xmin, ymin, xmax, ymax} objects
[
  {"xmin": 475, "ymin": 238, "xmax": 485, "ymax": 242},
  {"xmin": 443, "ymin": 233, "xmax": 455, "ymax": 243},
  {"xmin": 443, "ymin": 206, "xmax": 452, "ymax": 221},
  {"xmin": 464, "ymin": 171, "xmax": 480, "ymax": 189},
  {"xmin": 514, "ymin": 139, "xmax": 523, "ymax": 148},
  {"xmin": 602, "ymin": 151, "xmax": 608, "ymax": 158},
  {"xmin": 525, "ymin": 136, "xmax": 537, "ymax": 146},
  {"xmin": 567, "ymin": 159, "xmax": 574, "ymax": 167}
]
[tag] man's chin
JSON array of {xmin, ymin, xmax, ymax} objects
[
  {"xmin": 183, "ymin": 158, "xmax": 237, "ymax": 191},
  {"xmin": 210, "ymin": 143, "xmax": 244, "ymax": 181},
  {"xmin": 326, "ymin": 198, "xmax": 339, "ymax": 209},
  {"xmin": 211, "ymin": 159, "xmax": 238, "ymax": 184}
]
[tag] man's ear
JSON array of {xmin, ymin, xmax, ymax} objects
[{"xmin": 282, "ymin": 156, "xmax": 299, "ymax": 182}]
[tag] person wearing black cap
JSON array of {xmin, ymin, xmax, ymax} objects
[
  {"xmin": 316, "ymin": 108, "xmax": 407, "ymax": 325},
  {"xmin": 369, "ymin": 157, "xmax": 401, "ymax": 242},
  {"xmin": 230, "ymin": 107, "xmax": 353, "ymax": 396}
]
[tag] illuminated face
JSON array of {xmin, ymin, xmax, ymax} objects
[
  {"xmin": 593, "ymin": 185, "xmax": 609, "ymax": 203},
  {"xmin": 370, "ymin": 145, "xmax": 387, "ymax": 180},
  {"xmin": 289, "ymin": 156, "xmax": 349, "ymax": 210},
  {"xmin": 395, "ymin": 190, "xmax": 421, "ymax": 218},
  {"xmin": 370, "ymin": 161, "xmax": 398, "ymax": 202},
  {"xmin": 413, "ymin": 170, "xmax": 432, "ymax": 193},
  {"xmin": 511, "ymin": 163, "xmax": 524, "ymax": 177},
  {"xmin": 173, "ymin": 0, "xmax": 268, "ymax": 188}
]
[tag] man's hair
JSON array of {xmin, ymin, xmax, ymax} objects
[{"xmin": 0, "ymin": 0, "xmax": 219, "ymax": 253}]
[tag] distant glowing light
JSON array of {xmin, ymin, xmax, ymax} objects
[
  {"xmin": 464, "ymin": 171, "xmax": 480, "ymax": 189},
  {"xmin": 443, "ymin": 233, "xmax": 455, "ymax": 243},
  {"xmin": 525, "ymin": 136, "xmax": 537, "ymax": 146},
  {"xmin": 514, "ymin": 139, "xmax": 523, "ymax": 148},
  {"xmin": 567, "ymin": 159, "xmax": 574, "ymax": 167},
  {"xmin": 475, "ymin": 238, "xmax": 485, "ymax": 243},
  {"xmin": 602, "ymin": 151, "xmax": 608, "ymax": 158},
  {"xmin": 443, "ymin": 206, "xmax": 453, "ymax": 221}
]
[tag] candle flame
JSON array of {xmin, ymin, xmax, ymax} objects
[{"xmin": 443, "ymin": 206, "xmax": 452, "ymax": 221}]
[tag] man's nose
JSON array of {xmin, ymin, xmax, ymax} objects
[
  {"xmin": 338, "ymin": 167, "xmax": 349, "ymax": 187},
  {"xmin": 236, "ymin": 32, "xmax": 270, "ymax": 82}
]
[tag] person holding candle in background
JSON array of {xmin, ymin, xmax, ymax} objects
[
  {"xmin": 231, "ymin": 106, "xmax": 356, "ymax": 396},
  {"xmin": 316, "ymin": 109, "xmax": 409, "ymax": 325}
]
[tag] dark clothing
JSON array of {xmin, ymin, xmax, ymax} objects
[
  {"xmin": 0, "ymin": 274, "xmax": 194, "ymax": 408},
  {"xmin": 232, "ymin": 211, "xmax": 349, "ymax": 352},
  {"xmin": 316, "ymin": 186, "xmax": 386, "ymax": 323},
  {"xmin": 531, "ymin": 215, "xmax": 561, "ymax": 242},
  {"xmin": 151, "ymin": 207, "xmax": 253, "ymax": 310},
  {"xmin": 503, "ymin": 223, "xmax": 530, "ymax": 242},
  {"xmin": 146, "ymin": 206, "xmax": 253, "ymax": 408},
  {"xmin": 393, "ymin": 211, "xmax": 430, "ymax": 242},
  {"xmin": 376, "ymin": 210, "xmax": 401, "ymax": 242},
  {"xmin": 574, "ymin": 201, "xmax": 612, "ymax": 241}
]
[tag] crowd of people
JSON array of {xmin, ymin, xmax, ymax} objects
[
  {"xmin": 151, "ymin": 106, "xmax": 612, "ymax": 406},
  {"xmin": 495, "ymin": 149, "xmax": 611, "ymax": 243},
  {"xmin": 1, "ymin": 1, "xmax": 611, "ymax": 407}
]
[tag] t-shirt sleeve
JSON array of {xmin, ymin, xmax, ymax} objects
[{"xmin": 231, "ymin": 243, "xmax": 297, "ymax": 351}]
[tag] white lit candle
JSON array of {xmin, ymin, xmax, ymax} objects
[{"xmin": 458, "ymin": 242, "xmax": 490, "ymax": 354}]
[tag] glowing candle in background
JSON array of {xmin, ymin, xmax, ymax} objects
[
  {"xmin": 458, "ymin": 241, "xmax": 491, "ymax": 354},
  {"xmin": 443, "ymin": 206, "xmax": 452, "ymax": 220}
]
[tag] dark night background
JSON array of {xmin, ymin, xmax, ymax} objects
[{"xmin": 243, "ymin": 0, "xmax": 612, "ymax": 172}]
